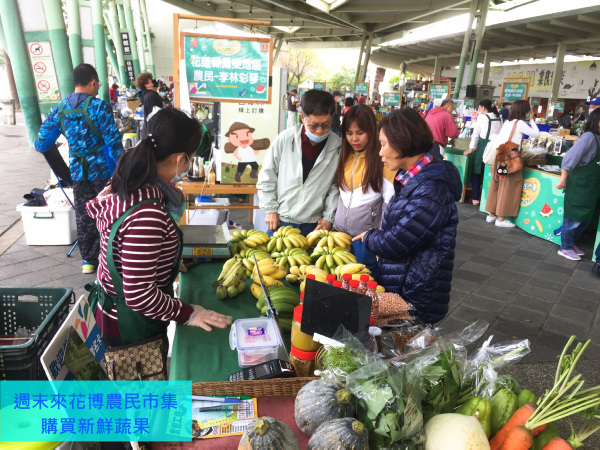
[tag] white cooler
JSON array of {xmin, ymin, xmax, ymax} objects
[{"xmin": 16, "ymin": 204, "xmax": 77, "ymax": 246}]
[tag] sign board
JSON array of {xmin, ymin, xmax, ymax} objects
[
  {"xmin": 125, "ymin": 59, "xmax": 135, "ymax": 82},
  {"xmin": 354, "ymin": 81, "xmax": 369, "ymax": 96},
  {"xmin": 183, "ymin": 33, "xmax": 273, "ymax": 103},
  {"xmin": 531, "ymin": 98, "xmax": 540, "ymax": 106},
  {"xmin": 383, "ymin": 92, "xmax": 400, "ymax": 106},
  {"xmin": 313, "ymin": 81, "xmax": 326, "ymax": 91},
  {"xmin": 552, "ymin": 101, "xmax": 565, "ymax": 113},
  {"xmin": 464, "ymin": 97, "xmax": 475, "ymax": 108},
  {"xmin": 428, "ymin": 83, "xmax": 449, "ymax": 100},
  {"xmin": 298, "ymin": 87, "xmax": 309, "ymax": 97},
  {"xmin": 500, "ymin": 82, "xmax": 529, "ymax": 102},
  {"xmin": 121, "ymin": 32, "xmax": 132, "ymax": 56},
  {"xmin": 27, "ymin": 41, "xmax": 60, "ymax": 104}
]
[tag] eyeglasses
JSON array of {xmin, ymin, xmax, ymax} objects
[{"xmin": 304, "ymin": 120, "xmax": 332, "ymax": 132}]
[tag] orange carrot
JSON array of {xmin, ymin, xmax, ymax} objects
[
  {"xmin": 542, "ymin": 436, "xmax": 573, "ymax": 449},
  {"xmin": 532, "ymin": 422, "xmax": 548, "ymax": 436},
  {"xmin": 499, "ymin": 425, "xmax": 533, "ymax": 450},
  {"xmin": 490, "ymin": 402, "xmax": 537, "ymax": 450}
]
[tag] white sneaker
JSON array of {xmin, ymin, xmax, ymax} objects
[
  {"xmin": 486, "ymin": 215, "xmax": 497, "ymax": 223},
  {"xmin": 495, "ymin": 219, "xmax": 516, "ymax": 228}
]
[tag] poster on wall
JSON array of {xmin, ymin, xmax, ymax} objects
[
  {"xmin": 27, "ymin": 41, "xmax": 61, "ymax": 104},
  {"xmin": 182, "ymin": 33, "xmax": 273, "ymax": 103},
  {"xmin": 219, "ymin": 68, "xmax": 282, "ymax": 184}
]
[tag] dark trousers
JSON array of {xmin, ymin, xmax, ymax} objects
[
  {"xmin": 236, "ymin": 161, "xmax": 259, "ymax": 173},
  {"xmin": 73, "ymin": 178, "xmax": 108, "ymax": 263},
  {"xmin": 560, "ymin": 217, "xmax": 589, "ymax": 250}
]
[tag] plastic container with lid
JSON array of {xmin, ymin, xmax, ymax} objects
[
  {"xmin": 341, "ymin": 273, "xmax": 352, "ymax": 290},
  {"xmin": 332, "ymin": 280, "xmax": 343, "ymax": 288},
  {"xmin": 291, "ymin": 304, "xmax": 321, "ymax": 352},
  {"xmin": 349, "ymin": 279, "xmax": 360, "ymax": 293},
  {"xmin": 229, "ymin": 317, "xmax": 282, "ymax": 367},
  {"xmin": 289, "ymin": 345, "xmax": 318, "ymax": 378},
  {"xmin": 326, "ymin": 274, "xmax": 336, "ymax": 285},
  {"xmin": 359, "ymin": 274, "xmax": 370, "ymax": 293}
]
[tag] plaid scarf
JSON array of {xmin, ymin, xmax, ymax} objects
[{"xmin": 395, "ymin": 153, "xmax": 434, "ymax": 186}]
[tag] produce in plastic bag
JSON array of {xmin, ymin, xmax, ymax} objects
[{"xmin": 379, "ymin": 323, "xmax": 439, "ymax": 360}]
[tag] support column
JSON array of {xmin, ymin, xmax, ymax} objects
[
  {"xmin": 104, "ymin": 32, "xmax": 119, "ymax": 79},
  {"xmin": 551, "ymin": 42, "xmax": 566, "ymax": 99},
  {"xmin": 123, "ymin": 0, "xmax": 141, "ymax": 77},
  {"xmin": 354, "ymin": 34, "xmax": 366, "ymax": 84},
  {"xmin": 453, "ymin": 0, "xmax": 477, "ymax": 99},
  {"xmin": 432, "ymin": 57, "xmax": 440, "ymax": 82},
  {"xmin": 91, "ymin": 0, "xmax": 109, "ymax": 101},
  {"xmin": 108, "ymin": 1, "xmax": 128, "ymax": 85},
  {"xmin": 468, "ymin": 0, "xmax": 490, "ymax": 86},
  {"xmin": 358, "ymin": 33, "xmax": 373, "ymax": 82},
  {"xmin": 66, "ymin": 0, "xmax": 82, "ymax": 67},
  {"xmin": 132, "ymin": 0, "xmax": 146, "ymax": 72},
  {"xmin": 44, "ymin": 0, "xmax": 74, "ymax": 97},
  {"xmin": 480, "ymin": 49, "xmax": 490, "ymax": 85},
  {"xmin": 273, "ymin": 38, "xmax": 283, "ymax": 65},
  {"xmin": 399, "ymin": 62, "xmax": 406, "ymax": 106},
  {"xmin": 140, "ymin": 0, "xmax": 155, "ymax": 76}
]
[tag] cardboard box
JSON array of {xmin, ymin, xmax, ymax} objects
[
  {"xmin": 558, "ymin": 128, "xmax": 571, "ymax": 136},
  {"xmin": 126, "ymin": 99, "xmax": 140, "ymax": 111}
]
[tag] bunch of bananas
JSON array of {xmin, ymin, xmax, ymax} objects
[
  {"xmin": 254, "ymin": 286, "xmax": 300, "ymax": 332},
  {"xmin": 249, "ymin": 261, "xmax": 287, "ymax": 298},
  {"xmin": 310, "ymin": 246, "xmax": 357, "ymax": 275},
  {"xmin": 266, "ymin": 226, "xmax": 308, "ymax": 252},
  {"xmin": 306, "ymin": 230, "xmax": 352, "ymax": 249},
  {"xmin": 229, "ymin": 229, "xmax": 270, "ymax": 254},
  {"xmin": 287, "ymin": 265, "xmax": 328, "ymax": 285},
  {"xmin": 213, "ymin": 258, "xmax": 248, "ymax": 299},
  {"xmin": 237, "ymin": 249, "xmax": 272, "ymax": 276},
  {"xmin": 270, "ymin": 247, "xmax": 311, "ymax": 272}
]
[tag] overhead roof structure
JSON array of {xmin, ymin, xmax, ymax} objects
[{"xmin": 370, "ymin": 5, "xmax": 600, "ymax": 73}]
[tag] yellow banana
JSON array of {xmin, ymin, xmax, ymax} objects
[
  {"xmin": 257, "ymin": 258, "xmax": 276, "ymax": 267},
  {"xmin": 241, "ymin": 258, "xmax": 254, "ymax": 271},
  {"xmin": 340, "ymin": 263, "xmax": 365, "ymax": 275},
  {"xmin": 332, "ymin": 254, "xmax": 344, "ymax": 267},
  {"xmin": 285, "ymin": 274, "xmax": 299, "ymax": 284},
  {"xmin": 250, "ymin": 283, "xmax": 263, "ymax": 299},
  {"xmin": 257, "ymin": 264, "xmax": 279, "ymax": 276},
  {"xmin": 326, "ymin": 255, "xmax": 335, "ymax": 269},
  {"xmin": 252, "ymin": 274, "xmax": 284, "ymax": 287},
  {"xmin": 318, "ymin": 236, "xmax": 328, "ymax": 248},
  {"xmin": 376, "ymin": 285, "xmax": 385, "ymax": 293},
  {"xmin": 289, "ymin": 266, "xmax": 301, "ymax": 276},
  {"xmin": 316, "ymin": 255, "xmax": 326, "ymax": 270},
  {"xmin": 287, "ymin": 255, "xmax": 298, "ymax": 268},
  {"xmin": 267, "ymin": 238, "xmax": 277, "ymax": 253},
  {"xmin": 218, "ymin": 258, "xmax": 238, "ymax": 281}
]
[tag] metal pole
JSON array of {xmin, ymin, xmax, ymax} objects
[
  {"xmin": 66, "ymin": 0, "xmax": 83, "ymax": 67},
  {"xmin": 359, "ymin": 33, "xmax": 373, "ymax": 83},
  {"xmin": 104, "ymin": 32, "xmax": 119, "ymax": 80},
  {"xmin": 44, "ymin": 0, "xmax": 74, "ymax": 97},
  {"xmin": 108, "ymin": 0, "xmax": 128, "ymax": 86},
  {"xmin": 273, "ymin": 38, "xmax": 283, "ymax": 65},
  {"xmin": 123, "ymin": 0, "xmax": 141, "ymax": 77},
  {"xmin": 468, "ymin": 0, "xmax": 490, "ymax": 86},
  {"xmin": 91, "ymin": 0, "xmax": 109, "ymax": 101},
  {"xmin": 0, "ymin": 0, "xmax": 42, "ymax": 146},
  {"xmin": 552, "ymin": 42, "xmax": 566, "ymax": 100},
  {"xmin": 132, "ymin": 0, "xmax": 146, "ymax": 72},
  {"xmin": 433, "ymin": 56, "xmax": 440, "ymax": 82},
  {"xmin": 354, "ymin": 34, "xmax": 366, "ymax": 84},
  {"xmin": 140, "ymin": 0, "xmax": 155, "ymax": 76},
  {"xmin": 480, "ymin": 50, "xmax": 490, "ymax": 85},
  {"xmin": 453, "ymin": 0, "xmax": 477, "ymax": 99},
  {"xmin": 117, "ymin": 3, "xmax": 126, "ymax": 30}
]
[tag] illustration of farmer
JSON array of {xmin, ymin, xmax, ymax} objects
[{"xmin": 224, "ymin": 122, "xmax": 271, "ymax": 182}]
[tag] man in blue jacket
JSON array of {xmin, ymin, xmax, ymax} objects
[{"xmin": 35, "ymin": 64, "xmax": 124, "ymax": 274}]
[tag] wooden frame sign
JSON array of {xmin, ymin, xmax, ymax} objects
[
  {"xmin": 313, "ymin": 81, "xmax": 326, "ymax": 91},
  {"xmin": 354, "ymin": 81, "xmax": 369, "ymax": 97},
  {"xmin": 383, "ymin": 92, "xmax": 400, "ymax": 106},
  {"xmin": 500, "ymin": 82, "xmax": 529, "ymax": 103},
  {"xmin": 428, "ymin": 83, "xmax": 450, "ymax": 100},
  {"xmin": 180, "ymin": 32, "xmax": 273, "ymax": 104}
]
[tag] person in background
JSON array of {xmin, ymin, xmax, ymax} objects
[
  {"xmin": 463, "ymin": 99, "xmax": 502, "ymax": 206},
  {"xmin": 109, "ymin": 83, "xmax": 118, "ymax": 104},
  {"xmin": 353, "ymin": 108, "xmax": 462, "ymax": 324},
  {"xmin": 586, "ymin": 97, "xmax": 600, "ymax": 113},
  {"xmin": 35, "ymin": 63, "xmax": 123, "ymax": 274},
  {"xmin": 137, "ymin": 72, "xmax": 163, "ymax": 139},
  {"xmin": 333, "ymin": 105, "xmax": 395, "ymax": 273},
  {"xmin": 331, "ymin": 90, "xmax": 343, "ymax": 135},
  {"xmin": 500, "ymin": 103, "xmax": 510, "ymax": 122},
  {"xmin": 559, "ymin": 109, "xmax": 574, "ymax": 129},
  {"xmin": 555, "ymin": 109, "xmax": 600, "ymax": 262},
  {"xmin": 424, "ymin": 98, "xmax": 459, "ymax": 159},
  {"xmin": 258, "ymin": 90, "xmax": 341, "ymax": 236},
  {"xmin": 286, "ymin": 88, "xmax": 299, "ymax": 129},
  {"xmin": 575, "ymin": 105, "xmax": 587, "ymax": 123},
  {"xmin": 87, "ymin": 108, "xmax": 232, "ymax": 350},
  {"xmin": 485, "ymin": 100, "xmax": 540, "ymax": 227},
  {"xmin": 358, "ymin": 95, "xmax": 366, "ymax": 104},
  {"xmin": 343, "ymin": 97, "xmax": 354, "ymax": 115}
]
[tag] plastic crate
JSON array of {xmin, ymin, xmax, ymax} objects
[{"xmin": 0, "ymin": 287, "xmax": 74, "ymax": 380}]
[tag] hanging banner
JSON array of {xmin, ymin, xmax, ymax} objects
[
  {"xmin": 182, "ymin": 33, "xmax": 273, "ymax": 103},
  {"xmin": 500, "ymin": 82, "xmax": 529, "ymax": 103},
  {"xmin": 313, "ymin": 81, "xmax": 326, "ymax": 91},
  {"xmin": 27, "ymin": 41, "xmax": 61, "ymax": 104},
  {"xmin": 383, "ymin": 92, "xmax": 400, "ymax": 106},
  {"xmin": 428, "ymin": 83, "xmax": 449, "ymax": 100},
  {"xmin": 354, "ymin": 82, "xmax": 369, "ymax": 96},
  {"xmin": 464, "ymin": 97, "xmax": 476, "ymax": 108}
]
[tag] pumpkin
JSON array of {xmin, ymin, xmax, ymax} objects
[
  {"xmin": 307, "ymin": 418, "xmax": 369, "ymax": 450},
  {"xmin": 238, "ymin": 416, "xmax": 300, "ymax": 450},
  {"xmin": 295, "ymin": 380, "xmax": 355, "ymax": 436}
]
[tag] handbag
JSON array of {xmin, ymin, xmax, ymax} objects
[
  {"xmin": 495, "ymin": 121, "xmax": 523, "ymax": 175},
  {"xmin": 102, "ymin": 334, "xmax": 168, "ymax": 381}
]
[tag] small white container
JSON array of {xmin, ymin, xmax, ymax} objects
[
  {"xmin": 230, "ymin": 317, "xmax": 281, "ymax": 367},
  {"xmin": 16, "ymin": 204, "xmax": 77, "ymax": 246}
]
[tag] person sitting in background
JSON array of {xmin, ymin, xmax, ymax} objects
[
  {"xmin": 575, "ymin": 105, "xmax": 587, "ymax": 123},
  {"xmin": 353, "ymin": 108, "xmax": 462, "ymax": 324},
  {"xmin": 109, "ymin": 83, "xmax": 118, "ymax": 103},
  {"xmin": 559, "ymin": 109, "xmax": 574, "ymax": 129},
  {"xmin": 556, "ymin": 109, "xmax": 600, "ymax": 262},
  {"xmin": 424, "ymin": 98, "xmax": 459, "ymax": 159}
]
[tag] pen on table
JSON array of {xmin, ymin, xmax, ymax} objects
[
  {"xmin": 191, "ymin": 395, "xmax": 243, "ymax": 404},
  {"xmin": 216, "ymin": 395, "xmax": 251, "ymax": 400}
]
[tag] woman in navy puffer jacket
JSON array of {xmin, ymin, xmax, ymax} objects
[{"xmin": 354, "ymin": 108, "xmax": 462, "ymax": 324}]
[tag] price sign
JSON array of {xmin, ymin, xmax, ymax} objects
[
  {"xmin": 428, "ymin": 83, "xmax": 449, "ymax": 99},
  {"xmin": 501, "ymin": 82, "xmax": 529, "ymax": 102},
  {"xmin": 383, "ymin": 92, "xmax": 400, "ymax": 106}
]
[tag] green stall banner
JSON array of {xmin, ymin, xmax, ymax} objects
[
  {"xmin": 354, "ymin": 82, "xmax": 369, "ymax": 95},
  {"xmin": 464, "ymin": 97, "xmax": 475, "ymax": 108},
  {"xmin": 299, "ymin": 87, "xmax": 309, "ymax": 97},
  {"xmin": 501, "ymin": 82, "xmax": 528, "ymax": 103},
  {"xmin": 531, "ymin": 98, "xmax": 540, "ymax": 106},
  {"xmin": 552, "ymin": 101, "xmax": 565, "ymax": 113},
  {"xmin": 384, "ymin": 92, "xmax": 400, "ymax": 106},
  {"xmin": 429, "ymin": 83, "xmax": 449, "ymax": 99},
  {"xmin": 183, "ymin": 33, "xmax": 272, "ymax": 103},
  {"xmin": 313, "ymin": 81, "xmax": 325, "ymax": 91}
]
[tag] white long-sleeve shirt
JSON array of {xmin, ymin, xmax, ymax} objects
[
  {"xmin": 495, "ymin": 119, "xmax": 540, "ymax": 145},
  {"xmin": 469, "ymin": 113, "xmax": 503, "ymax": 149}
]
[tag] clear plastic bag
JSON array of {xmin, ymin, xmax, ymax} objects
[{"xmin": 379, "ymin": 323, "xmax": 440, "ymax": 360}]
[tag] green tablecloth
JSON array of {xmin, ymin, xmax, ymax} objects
[{"xmin": 170, "ymin": 262, "xmax": 292, "ymax": 382}]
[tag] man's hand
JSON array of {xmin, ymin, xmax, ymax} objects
[
  {"xmin": 352, "ymin": 231, "xmax": 368, "ymax": 242},
  {"xmin": 265, "ymin": 213, "xmax": 280, "ymax": 231},
  {"xmin": 464, "ymin": 149, "xmax": 473, "ymax": 156},
  {"xmin": 314, "ymin": 219, "xmax": 333, "ymax": 231}
]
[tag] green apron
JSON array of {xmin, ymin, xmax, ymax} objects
[
  {"xmin": 473, "ymin": 114, "xmax": 501, "ymax": 175},
  {"xmin": 58, "ymin": 96, "xmax": 105, "ymax": 198},
  {"xmin": 564, "ymin": 133, "xmax": 600, "ymax": 223},
  {"xmin": 87, "ymin": 199, "xmax": 183, "ymax": 345}
]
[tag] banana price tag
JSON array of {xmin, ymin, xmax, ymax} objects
[{"xmin": 193, "ymin": 246, "xmax": 213, "ymax": 256}]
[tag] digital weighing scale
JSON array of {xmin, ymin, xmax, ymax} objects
[{"xmin": 181, "ymin": 222, "xmax": 233, "ymax": 260}]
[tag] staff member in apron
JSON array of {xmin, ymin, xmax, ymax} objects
[
  {"xmin": 463, "ymin": 100, "xmax": 502, "ymax": 205},
  {"xmin": 86, "ymin": 108, "xmax": 232, "ymax": 351},
  {"xmin": 556, "ymin": 109, "xmax": 600, "ymax": 261}
]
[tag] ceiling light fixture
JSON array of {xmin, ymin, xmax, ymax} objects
[{"xmin": 249, "ymin": 6, "xmax": 253, "ymax": 15}]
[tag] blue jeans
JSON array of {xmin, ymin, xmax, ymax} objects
[
  {"xmin": 267, "ymin": 221, "xmax": 318, "ymax": 237},
  {"xmin": 560, "ymin": 217, "xmax": 588, "ymax": 250},
  {"xmin": 351, "ymin": 239, "xmax": 378, "ymax": 278}
]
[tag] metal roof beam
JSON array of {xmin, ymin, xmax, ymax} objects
[
  {"xmin": 335, "ymin": 1, "xmax": 426, "ymax": 13},
  {"xmin": 550, "ymin": 18, "xmax": 599, "ymax": 35},
  {"xmin": 372, "ymin": 0, "xmax": 470, "ymax": 33},
  {"xmin": 577, "ymin": 14, "xmax": 600, "ymax": 25},
  {"xmin": 504, "ymin": 26, "xmax": 548, "ymax": 41}
]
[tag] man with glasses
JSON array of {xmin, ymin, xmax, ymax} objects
[
  {"xmin": 258, "ymin": 89, "xmax": 341, "ymax": 236},
  {"xmin": 35, "ymin": 63, "xmax": 123, "ymax": 274}
]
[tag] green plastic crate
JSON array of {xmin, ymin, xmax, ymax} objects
[{"xmin": 0, "ymin": 287, "xmax": 74, "ymax": 380}]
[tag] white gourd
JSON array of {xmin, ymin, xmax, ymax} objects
[{"xmin": 424, "ymin": 413, "xmax": 490, "ymax": 450}]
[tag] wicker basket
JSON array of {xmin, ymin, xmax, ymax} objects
[{"xmin": 192, "ymin": 377, "xmax": 318, "ymax": 397}]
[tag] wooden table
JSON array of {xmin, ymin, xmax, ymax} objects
[{"xmin": 178, "ymin": 181, "xmax": 259, "ymax": 225}]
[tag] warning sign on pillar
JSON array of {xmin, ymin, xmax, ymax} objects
[{"xmin": 28, "ymin": 41, "xmax": 61, "ymax": 103}]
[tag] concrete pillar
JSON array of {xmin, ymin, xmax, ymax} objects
[
  {"xmin": 468, "ymin": 0, "xmax": 490, "ymax": 86},
  {"xmin": 132, "ymin": 0, "xmax": 146, "ymax": 72},
  {"xmin": 91, "ymin": 0, "xmax": 109, "ymax": 101},
  {"xmin": 108, "ymin": 1, "xmax": 128, "ymax": 85},
  {"xmin": 480, "ymin": 49, "xmax": 490, "ymax": 85},
  {"xmin": 104, "ymin": 32, "xmax": 119, "ymax": 80},
  {"xmin": 140, "ymin": 0, "xmax": 155, "ymax": 76},
  {"xmin": 123, "ymin": 0, "xmax": 141, "ymax": 78},
  {"xmin": 273, "ymin": 38, "xmax": 283, "ymax": 65},
  {"xmin": 0, "ymin": 0, "xmax": 42, "ymax": 146},
  {"xmin": 117, "ymin": 3, "xmax": 126, "ymax": 30},
  {"xmin": 44, "ymin": 0, "xmax": 74, "ymax": 97},
  {"xmin": 354, "ymin": 34, "xmax": 366, "ymax": 84},
  {"xmin": 66, "ymin": 0, "xmax": 82, "ymax": 67},
  {"xmin": 359, "ymin": 33, "xmax": 373, "ymax": 82},
  {"xmin": 0, "ymin": 19, "xmax": 20, "ymax": 110},
  {"xmin": 453, "ymin": 0, "xmax": 478, "ymax": 99},
  {"xmin": 433, "ymin": 57, "xmax": 440, "ymax": 82},
  {"xmin": 551, "ymin": 42, "xmax": 566, "ymax": 99}
]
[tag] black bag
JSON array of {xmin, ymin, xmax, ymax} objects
[{"xmin": 23, "ymin": 188, "xmax": 47, "ymax": 207}]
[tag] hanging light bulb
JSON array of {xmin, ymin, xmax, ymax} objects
[{"xmin": 249, "ymin": 6, "xmax": 253, "ymax": 15}]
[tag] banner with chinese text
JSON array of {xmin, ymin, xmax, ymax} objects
[
  {"xmin": 501, "ymin": 82, "xmax": 529, "ymax": 103},
  {"xmin": 428, "ymin": 83, "xmax": 449, "ymax": 100},
  {"xmin": 354, "ymin": 82, "xmax": 369, "ymax": 96},
  {"xmin": 384, "ymin": 92, "xmax": 400, "ymax": 106}
]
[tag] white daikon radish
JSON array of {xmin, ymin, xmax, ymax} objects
[{"xmin": 425, "ymin": 413, "xmax": 490, "ymax": 450}]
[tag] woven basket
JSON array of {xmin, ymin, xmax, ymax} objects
[{"xmin": 192, "ymin": 377, "xmax": 318, "ymax": 397}]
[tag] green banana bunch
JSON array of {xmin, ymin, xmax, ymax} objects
[
  {"xmin": 255, "ymin": 286, "xmax": 299, "ymax": 331},
  {"xmin": 229, "ymin": 229, "xmax": 270, "ymax": 253},
  {"xmin": 310, "ymin": 246, "xmax": 357, "ymax": 275}
]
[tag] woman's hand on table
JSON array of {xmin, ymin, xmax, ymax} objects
[
  {"xmin": 463, "ymin": 149, "xmax": 473, "ymax": 156},
  {"xmin": 352, "ymin": 231, "xmax": 368, "ymax": 242},
  {"xmin": 186, "ymin": 305, "xmax": 233, "ymax": 332}
]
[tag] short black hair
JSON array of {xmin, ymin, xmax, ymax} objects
[
  {"xmin": 301, "ymin": 90, "xmax": 336, "ymax": 117},
  {"xmin": 72, "ymin": 64, "xmax": 98, "ymax": 87},
  {"xmin": 378, "ymin": 108, "xmax": 433, "ymax": 159},
  {"xmin": 583, "ymin": 108, "xmax": 600, "ymax": 135},
  {"xmin": 345, "ymin": 97, "xmax": 354, "ymax": 107},
  {"xmin": 332, "ymin": 90, "xmax": 342, "ymax": 97}
]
